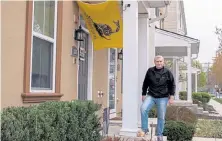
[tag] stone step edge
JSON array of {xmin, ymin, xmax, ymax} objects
[{"xmin": 106, "ymin": 134, "xmax": 167, "ymax": 141}]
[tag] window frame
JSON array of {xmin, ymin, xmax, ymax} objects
[
  {"xmin": 21, "ymin": 1, "xmax": 63, "ymax": 103},
  {"xmin": 30, "ymin": 0, "xmax": 58, "ymax": 93}
]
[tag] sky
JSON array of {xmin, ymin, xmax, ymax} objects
[{"xmin": 183, "ymin": 0, "xmax": 222, "ymax": 64}]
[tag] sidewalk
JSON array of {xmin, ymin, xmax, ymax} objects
[{"xmin": 208, "ymin": 99, "xmax": 222, "ymax": 116}]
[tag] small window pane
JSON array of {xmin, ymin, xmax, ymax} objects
[
  {"xmin": 31, "ymin": 36, "xmax": 53, "ymax": 90},
  {"xmin": 44, "ymin": 1, "xmax": 55, "ymax": 38},
  {"xmin": 33, "ymin": 1, "xmax": 44, "ymax": 34},
  {"xmin": 33, "ymin": 1, "xmax": 55, "ymax": 38}
]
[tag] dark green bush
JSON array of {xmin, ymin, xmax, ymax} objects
[
  {"xmin": 165, "ymin": 106, "xmax": 197, "ymax": 124},
  {"xmin": 192, "ymin": 92, "xmax": 211, "ymax": 104},
  {"xmin": 1, "ymin": 100, "xmax": 101, "ymax": 141},
  {"xmin": 179, "ymin": 91, "xmax": 187, "ymax": 100},
  {"xmin": 148, "ymin": 106, "xmax": 157, "ymax": 118},
  {"xmin": 201, "ymin": 92, "xmax": 211, "ymax": 103},
  {"xmin": 163, "ymin": 120, "xmax": 195, "ymax": 141}
]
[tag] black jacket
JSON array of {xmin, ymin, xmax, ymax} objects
[{"xmin": 142, "ymin": 66, "xmax": 175, "ymax": 98}]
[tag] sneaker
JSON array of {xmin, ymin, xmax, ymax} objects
[
  {"xmin": 137, "ymin": 129, "xmax": 149, "ymax": 137},
  {"xmin": 157, "ymin": 136, "xmax": 163, "ymax": 141}
]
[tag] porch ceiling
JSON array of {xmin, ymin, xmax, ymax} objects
[
  {"xmin": 138, "ymin": 1, "xmax": 147, "ymax": 14},
  {"xmin": 155, "ymin": 27, "xmax": 200, "ymax": 57}
]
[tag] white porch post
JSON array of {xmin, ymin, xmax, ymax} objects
[
  {"xmin": 120, "ymin": 1, "xmax": 139, "ymax": 137},
  {"xmin": 138, "ymin": 14, "xmax": 149, "ymax": 125},
  {"xmin": 187, "ymin": 45, "xmax": 192, "ymax": 101},
  {"xmin": 195, "ymin": 72, "xmax": 198, "ymax": 92},
  {"xmin": 174, "ymin": 59, "xmax": 180, "ymax": 100}
]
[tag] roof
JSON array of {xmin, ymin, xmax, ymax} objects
[{"xmin": 155, "ymin": 27, "xmax": 199, "ymax": 42}]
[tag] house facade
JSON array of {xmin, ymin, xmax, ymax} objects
[
  {"xmin": 1, "ymin": 0, "xmax": 200, "ymax": 122},
  {"xmin": 1, "ymin": 1, "xmax": 123, "ymax": 118},
  {"xmin": 2, "ymin": 0, "xmax": 201, "ymax": 137}
]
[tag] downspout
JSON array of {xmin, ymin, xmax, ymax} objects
[{"xmin": 149, "ymin": 5, "xmax": 168, "ymax": 24}]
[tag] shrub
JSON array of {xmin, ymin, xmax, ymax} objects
[
  {"xmin": 201, "ymin": 92, "xmax": 211, "ymax": 103},
  {"xmin": 192, "ymin": 92, "xmax": 211, "ymax": 104},
  {"xmin": 192, "ymin": 92, "xmax": 202, "ymax": 102},
  {"xmin": 148, "ymin": 106, "xmax": 157, "ymax": 118},
  {"xmin": 1, "ymin": 100, "xmax": 102, "ymax": 141},
  {"xmin": 179, "ymin": 91, "xmax": 187, "ymax": 100},
  {"xmin": 163, "ymin": 120, "xmax": 195, "ymax": 141},
  {"xmin": 165, "ymin": 106, "xmax": 197, "ymax": 124},
  {"xmin": 195, "ymin": 119, "xmax": 222, "ymax": 138}
]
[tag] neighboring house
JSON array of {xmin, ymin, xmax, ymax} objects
[
  {"xmin": 154, "ymin": 0, "xmax": 200, "ymax": 99},
  {"xmin": 1, "ymin": 1, "xmax": 123, "ymax": 118},
  {"xmin": 157, "ymin": 0, "xmax": 187, "ymax": 35}
]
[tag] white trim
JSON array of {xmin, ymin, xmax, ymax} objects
[
  {"xmin": 33, "ymin": 32, "xmax": 55, "ymax": 43},
  {"xmin": 155, "ymin": 28, "xmax": 199, "ymax": 43},
  {"xmin": 30, "ymin": 0, "xmax": 58, "ymax": 93},
  {"xmin": 87, "ymin": 32, "xmax": 93, "ymax": 100}
]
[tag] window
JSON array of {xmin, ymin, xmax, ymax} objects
[
  {"xmin": 31, "ymin": 1, "xmax": 57, "ymax": 92},
  {"xmin": 21, "ymin": 1, "xmax": 63, "ymax": 103}
]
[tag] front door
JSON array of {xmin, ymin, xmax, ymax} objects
[
  {"xmin": 78, "ymin": 32, "xmax": 89, "ymax": 100},
  {"xmin": 108, "ymin": 48, "xmax": 117, "ymax": 118}
]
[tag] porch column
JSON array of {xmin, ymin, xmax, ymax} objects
[
  {"xmin": 187, "ymin": 45, "xmax": 192, "ymax": 101},
  {"xmin": 173, "ymin": 59, "xmax": 180, "ymax": 100},
  {"xmin": 138, "ymin": 14, "xmax": 149, "ymax": 125},
  {"xmin": 120, "ymin": 1, "xmax": 139, "ymax": 137},
  {"xmin": 195, "ymin": 72, "xmax": 198, "ymax": 92}
]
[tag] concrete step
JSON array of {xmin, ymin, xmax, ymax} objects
[
  {"xmin": 192, "ymin": 104, "xmax": 198, "ymax": 107},
  {"xmin": 203, "ymin": 111, "xmax": 209, "ymax": 115},
  {"xmin": 197, "ymin": 107, "xmax": 204, "ymax": 114},
  {"xmin": 172, "ymin": 100, "xmax": 193, "ymax": 106},
  {"xmin": 107, "ymin": 133, "xmax": 167, "ymax": 141}
]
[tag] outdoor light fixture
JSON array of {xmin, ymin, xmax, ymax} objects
[
  {"xmin": 74, "ymin": 25, "xmax": 84, "ymax": 41},
  {"xmin": 118, "ymin": 49, "xmax": 123, "ymax": 60}
]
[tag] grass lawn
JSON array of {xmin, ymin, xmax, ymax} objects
[
  {"xmin": 194, "ymin": 119, "xmax": 222, "ymax": 138},
  {"xmin": 213, "ymin": 98, "xmax": 222, "ymax": 104}
]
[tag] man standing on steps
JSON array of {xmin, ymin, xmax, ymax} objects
[{"xmin": 138, "ymin": 55, "xmax": 175, "ymax": 141}]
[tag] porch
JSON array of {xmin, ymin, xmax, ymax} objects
[{"xmin": 120, "ymin": 0, "xmax": 200, "ymax": 137}]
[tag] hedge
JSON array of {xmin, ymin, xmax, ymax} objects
[
  {"xmin": 179, "ymin": 91, "xmax": 211, "ymax": 104},
  {"xmin": 1, "ymin": 100, "xmax": 102, "ymax": 141},
  {"xmin": 163, "ymin": 120, "xmax": 195, "ymax": 141},
  {"xmin": 179, "ymin": 91, "xmax": 187, "ymax": 100},
  {"xmin": 192, "ymin": 92, "xmax": 211, "ymax": 104}
]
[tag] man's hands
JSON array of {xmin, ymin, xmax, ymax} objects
[
  {"xmin": 142, "ymin": 96, "xmax": 146, "ymax": 102},
  {"xmin": 168, "ymin": 96, "xmax": 174, "ymax": 105}
]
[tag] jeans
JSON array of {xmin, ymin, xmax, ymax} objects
[{"xmin": 140, "ymin": 96, "xmax": 168, "ymax": 136}]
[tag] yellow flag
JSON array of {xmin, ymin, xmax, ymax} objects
[{"xmin": 77, "ymin": 0, "xmax": 123, "ymax": 50}]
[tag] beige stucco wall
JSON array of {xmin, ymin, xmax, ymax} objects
[
  {"xmin": 1, "ymin": 1, "xmax": 27, "ymax": 108},
  {"xmin": 92, "ymin": 49, "xmax": 108, "ymax": 107},
  {"xmin": 60, "ymin": 1, "xmax": 78, "ymax": 101},
  {"xmin": 1, "ymin": 1, "xmax": 121, "ymax": 116},
  {"xmin": 1, "ymin": 1, "xmax": 80, "ymax": 108}
]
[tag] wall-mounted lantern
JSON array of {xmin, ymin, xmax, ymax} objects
[
  {"xmin": 118, "ymin": 49, "xmax": 123, "ymax": 60},
  {"xmin": 74, "ymin": 25, "xmax": 84, "ymax": 41}
]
